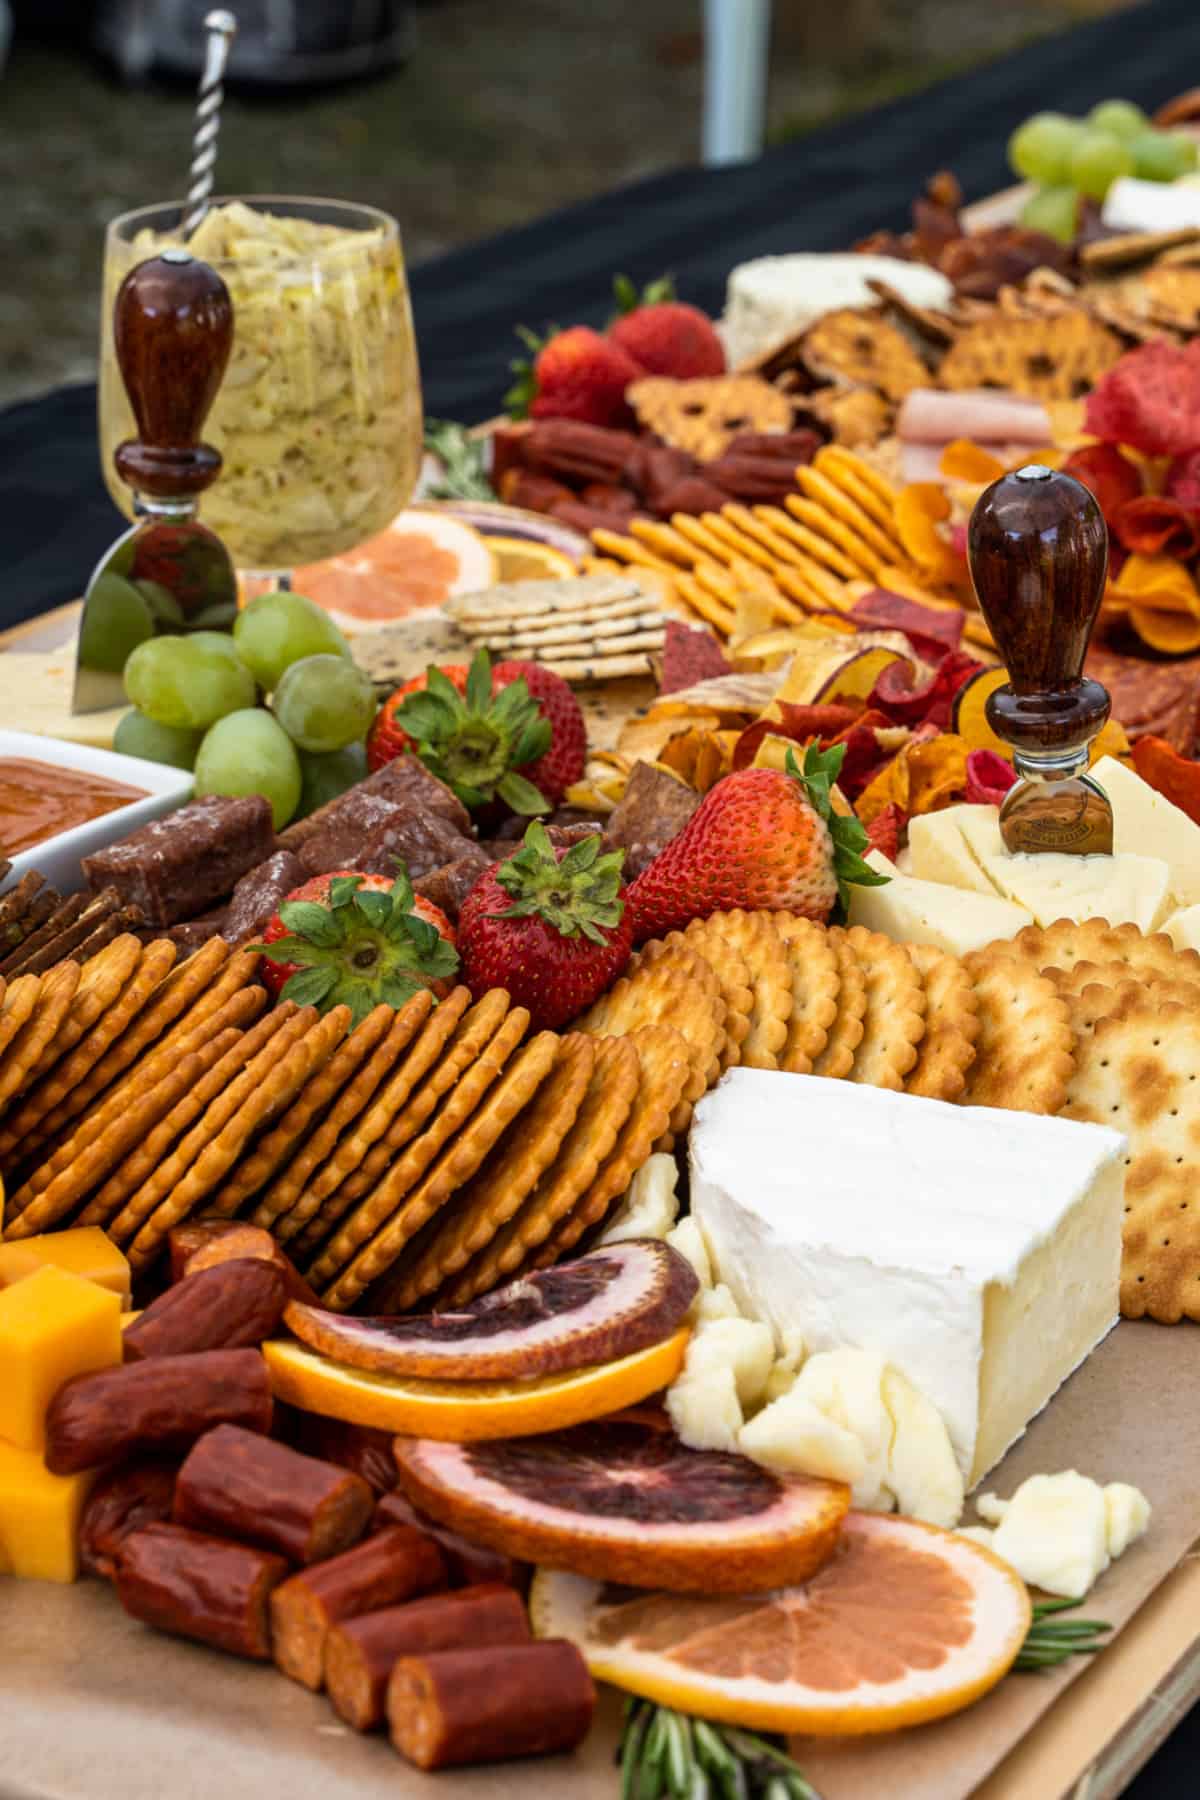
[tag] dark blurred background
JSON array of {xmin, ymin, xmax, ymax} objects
[{"xmin": 0, "ymin": 0, "xmax": 1133, "ymax": 408}]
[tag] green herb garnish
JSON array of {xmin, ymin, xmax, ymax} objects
[
  {"xmin": 1014, "ymin": 1597, "xmax": 1113, "ymax": 1672},
  {"xmin": 617, "ymin": 1698, "xmax": 823, "ymax": 1799}
]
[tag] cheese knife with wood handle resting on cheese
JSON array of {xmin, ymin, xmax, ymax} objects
[
  {"xmin": 967, "ymin": 463, "xmax": 1114, "ymax": 856},
  {"xmin": 74, "ymin": 250, "xmax": 238, "ymax": 713}
]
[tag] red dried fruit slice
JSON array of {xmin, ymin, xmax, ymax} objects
[
  {"xmin": 394, "ymin": 1410, "xmax": 850, "ymax": 1594},
  {"xmin": 284, "ymin": 1241, "xmax": 699, "ymax": 1382}
]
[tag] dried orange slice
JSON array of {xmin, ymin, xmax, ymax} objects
[
  {"xmin": 531, "ymin": 1510, "xmax": 1031, "ymax": 1734},
  {"xmin": 261, "ymin": 1327, "xmax": 690, "ymax": 1440},
  {"xmin": 486, "ymin": 536, "xmax": 577, "ymax": 582}
]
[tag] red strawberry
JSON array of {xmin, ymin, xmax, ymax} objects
[
  {"xmin": 366, "ymin": 648, "xmax": 586, "ymax": 813},
  {"xmin": 512, "ymin": 326, "xmax": 643, "ymax": 429},
  {"xmin": 608, "ymin": 274, "xmax": 725, "ymax": 380},
  {"xmin": 457, "ymin": 823, "xmax": 632, "ymax": 1030},
  {"xmin": 256, "ymin": 869, "xmax": 459, "ymax": 1025},
  {"xmin": 627, "ymin": 743, "xmax": 886, "ymax": 942}
]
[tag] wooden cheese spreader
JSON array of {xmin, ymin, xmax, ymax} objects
[{"xmin": 968, "ymin": 464, "xmax": 1114, "ymax": 855}]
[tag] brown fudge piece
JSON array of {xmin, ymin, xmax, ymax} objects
[
  {"xmin": 278, "ymin": 759, "xmax": 470, "ymax": 854},
  {"xmin": 338, "ymin": 813, "xmax": 476, "ymax": 883},
  {"xmin": 223, "ymin": 851, "xmax": 305, "ymax": 946},
  {"xmin": 413, "ymin": 848, "xmax": 492, "ymax": 923},
  {"xmin": 166, "ymin": 909, "xmax": 230, "ymax": 956},
  {"xmin": 603, "ymin": 761, "xmax": 701, "ymax": 882},
  {"xmin": 82, "ymin": 796, "xmax": 275, "ymax": 928}
]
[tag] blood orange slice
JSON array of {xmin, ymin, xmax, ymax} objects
[
  {"xmin": 294, "ymin": 510, "xmax": 496, "ymax": 633},
  {"xmin": 283, "ymin": 1241, "xmax": 698, "ymax": 1382},
  {"xmin": 530, "ymin": 1511, "xmax": 1032, "ymax": 1734},
  {"xmin": 394, "ymin": 1411, "xmax": 849, "ymax": 1594}
]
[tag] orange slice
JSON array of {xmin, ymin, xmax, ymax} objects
[
  {"xmin": 293, "ymin": 510, "xmax": 496, "ymax": 634},
  {"xmin": 262, "ymin": 1326, "xmax": 690, "ymax": 1440},
  {"xmin": 486, "ymin": 536, "xmax": 577, "ymax": 583},
  {"xmin": 530, "ymin": 1510, "xmax": 1031, "ymax": 1735}
]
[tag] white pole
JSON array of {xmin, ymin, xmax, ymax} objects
[{"xmin": 702, "ymin": 0, "xmax": 772, "ymax": 166}]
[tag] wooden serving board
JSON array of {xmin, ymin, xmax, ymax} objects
[{"xmin": 1, "ymin": 1321, "xmax": 1197, "ymax": 1800}]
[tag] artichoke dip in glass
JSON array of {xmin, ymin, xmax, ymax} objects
[{"xmin": 99, "ymin": 197, "xmax": 422, "ymax": 583}]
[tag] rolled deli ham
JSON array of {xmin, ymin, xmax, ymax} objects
[{"xmin": 897, "ymin": 388, "xmax": 1052, "ymax": 445}]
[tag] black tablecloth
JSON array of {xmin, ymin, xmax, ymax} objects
[{"xmin": 1, "ymin": 6, "xmax": 1199, "ymax": 1790}]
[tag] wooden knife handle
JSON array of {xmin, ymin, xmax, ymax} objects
[{"xmin": 113, "ymin": 251, "xmax": 233, "ymax": 499}]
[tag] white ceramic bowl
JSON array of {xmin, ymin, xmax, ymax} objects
[{"xmin": 0, "ymin": 729, "xmax": 193, "ymax": 897}]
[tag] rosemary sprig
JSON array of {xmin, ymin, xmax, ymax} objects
[
  {"xmin": 422, "ymin": 419, "xmax": 497, "ymax": 502},
  {"xmin": 1013, "ymin": 1597, "xmax": 1113, "ymax": 1672},
  {"xmin": 617, "ymin": 1697, "xmax": 823, "ymax": 1799}
]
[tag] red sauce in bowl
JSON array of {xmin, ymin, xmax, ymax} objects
[{"xmin": 0, "ymin": 758, "xmax": 147, "ymax": 856}]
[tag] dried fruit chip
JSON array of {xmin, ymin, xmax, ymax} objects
[
  {"xmin": 870, "ymin": 649, "xmax": 983, "ymax": 730},
  {"xmin": 964, "ymin": 748, "xmax": 1017, "ymax": 806},
  {"xmin": 1111, "ymin": 552, "xmax": 1200, "ymax": 616},
  {"xmin": 894, "ymin": 485, "xmax": 961, "ymax": 585},
  {"xmin": 1131, "ymin": 734, "xmax": 1200, "ymax": 823},
  {"xmin": 1084, "ymin": 340, "xmax": 1200, "ymax": 458},
  {"xmin": 847, "ymin": 589, "xmax": 964, "ymax": 663},
  {"xmin": 1130, "ymin": 606, "xmax": 1200, "ymax": 655},
  {"xmin": 855, "ymin": 733, "xmax": 970, "ymax": 824},
  {"xmin": 659, "ymin": 619, "xmax": 732, "ymax": 694},
  {"xmin": 938, "ymin": 440, "xmax": 1005, "ymax": 484},
  {"xmin": 1111, "ymin": 496, "xmax": 1200, "ymax": 560},
  {"xmin": 1061, "ymin": 443, "xmax": 1143, "ymax": 527}
]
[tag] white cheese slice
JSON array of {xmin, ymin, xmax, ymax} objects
[
  {"xmin": 1160, "ymin": 903, "xmax": 1200, "ymax": 954},
  {"xmin": 1091, "ymin": 755, "xmax": 1200, "ymax": 911},
  {"xmin": 971, "ymin": 849, "xmax": 1172, "ymax": 932},
  {"xmin": 907, "ymin": 806, "xmax": 1005, "ymax": 895},
  {"xmin": 847, "ymin": 866, "xmax": 1033, "ymax": 956},
  {"xmin": 0, "ymin": 653, "xmax": 124, "ymax": 748},
  {"xmin": 690, "ymin": 1071, "xmax": 1126, "ymax": 1486}
]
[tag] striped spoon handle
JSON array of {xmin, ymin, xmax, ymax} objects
[{"xmin": 183, "ymin": 10, "xmax": 238, "ymax": 237}]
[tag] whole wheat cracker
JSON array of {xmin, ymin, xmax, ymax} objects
[
  {"xmin": 960, "ymin": 949, "xmax": 1075, "ymax": 1115},
  {"xmin": 938, "ymin": 311, "xmax": 1124, "ymax": 401},
  {"xmin": 903, "ymin": 943, "xmax": 979, "ymax": 1103},
  {"xmin": 437, "ymin": 1035, "xmax": 640, "ymax": 1307}
]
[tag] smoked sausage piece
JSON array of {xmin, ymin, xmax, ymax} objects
[
  {"xmin": 174, "ymin": 1424, "xmax": 373, "ymax": 1565},
  {"xmin": 284, "ymin": 1415, "xmax": 397, "ymax": 1494},
  {"xmin": 170, "ymin": 1219, "xmax": 321, "ymax": 1307},
  {"xmin": 374, "ymin": 1490, "xmax": 526, "ymax": 1592},
  {"xmin": 325, "ymin": 1585, "xmax": 530, "ymax": 1731},
  {"xmin": 123, "ymin": 1260, "xmax": 288, "ymax": 1361},
  {"xmin": 78, "ymin": 1461, "xmax": 178, "ymax": 1580},
  {"xmin": 271, "ymin": 1524, "xmax": 447, "ymax": 1691},
  {"xmin": 115, "ymin": 1523, "xmax": 289, "ymax": 1660},
  {"xmin": 44, "ymin": 1350, "xmax": 272, "ymax": 1475},
  {"xmin": 387, "ymin": 1640, "xmax": 595, "ymax": 1769}
]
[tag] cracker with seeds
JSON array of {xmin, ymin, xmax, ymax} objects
[
  {"xmin": 809, "ymin": 933, "xmax": 866, "ymax": 1079},
  {"xmin": 378, "ymin": 1034, "xmax": 596, "ymax": 1310},
  {"xmin": 306, "ymin": 1005, "xmax": 530, "ymax": 1286},
  {"xmin": 904, "ymin": 944, "xmax": 979, "ymax": 1102},
  {"xmin": 961, "ymin": 950, "xmax": 1075, "ymax": 1114},
  {"xmin": 833, "ymin": 925, "xmax": 925, "ymax": 1091},
  {"xmin": 438, "ymin": 1035, "xmax": 640, "ymax": 1307},
  {"xmin": 682, "ymin": 911, "xmax": 791, "ymax": 1072},
  {"xmin": 1061, "ymin": 999, "xmax": 1200, "ymax": 1322},
  {"xmin": 326, "ymin": 1031, "xmax": 561, "ymax": 1311},
  {"xmin": 771, "ymin": 913, "xmax": 841, "ymax": 1074}
]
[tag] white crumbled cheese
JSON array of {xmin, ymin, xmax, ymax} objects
[
  {"xmin": 666, "ymin": 1314, "xmax": 774, "ymax": 1454},
  {"xmin": 762, "ymin": 1327, "xmax": 807, "ymax": 1403},
  {"xmin": 971, "ymin": 1471, "xmax": 1151, "ymax": 1600},
  {"xmin": 956, "ymin": 1526, "xmax": 998, "ymax": 1550},
  {"xmin": 879, "ymin": 1365, "xmax": 964, "ymax": 1528},
  {"xmin": 740, "ymin": 1386, "xmax": 869, "ymax": 1492},
  {"xmin": 691, "ymin": 1071, "xmax": 1126, "ymax": 1485},
  {"xmin": 598, "ymin": 1153, "xmax": 678, "ymax": 1244},
  {"xmin": 666, "ymin": 1216, "xmax": 712, "ymax": 1289}
]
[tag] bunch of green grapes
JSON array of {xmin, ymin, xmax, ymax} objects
[
  {"xmin": 1009, "ymin": 100, "xmax": 1198, "ymax": 244},
  {"xmin": 114, "ymin": 591, "xmax": 376, "ymax": 829}
]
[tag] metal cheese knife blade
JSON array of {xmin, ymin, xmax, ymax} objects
[{"xmin": 74, "ymin": 248, "xmax": 237, "ymax": 713}]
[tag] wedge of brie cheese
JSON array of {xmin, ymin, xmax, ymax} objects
[
  {"xmin": 690, "ymin": 1071, "xmax": 1126, "ymax": 1486},
  {"xmin": 847, "ymin": 865, "xmax": 1034, "ymax": 956},
  {"xmin": 1091, "ymin": 755, "xmax": 1200, "ymax": 911},
  {"xmin": 1161, "ymin": 902, "xmax": 1200, "ymax": 954}
]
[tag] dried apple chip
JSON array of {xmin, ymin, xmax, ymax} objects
[
  {"xmin": 938, "ymin": 440, "xmax": 1006, "ymax": 483},
  {"xmin": 894, "ymin": 484, "xmax": 962, "ymax": 586}
]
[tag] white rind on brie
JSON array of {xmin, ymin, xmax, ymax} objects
[{"xmin": 689, "ymin": 1070, "xmax": 1126, "ymax": 1487}]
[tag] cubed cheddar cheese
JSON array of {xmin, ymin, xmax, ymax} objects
[
  {"xmin": 0, "ymin": 1264, "xmax": 122, "ymax": 1451},
  {"xmin": 0, "ymin": 1441, "xmax": 96, "ymax": 1582},
  {"xmin": 0, "ymin": 1228, "xmax": 132, "ymax": 1308}
]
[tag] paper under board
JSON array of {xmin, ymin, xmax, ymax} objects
[{"xmin": 0, "ymin": 1320, "xmax": 1196, "ymax": 1800}]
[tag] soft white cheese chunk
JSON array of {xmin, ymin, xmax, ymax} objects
[
  {"xmin": 666, "ymin": 1314, "xmax": 774, "ymax": 1453},
  {"xmin": 972, "ymin": 1470, "xmax": 1150, "ymax": 1599},
  {"xmin": 847, "ymin": 866, "xmax": 1034, "ymax": 956},
  {"xmin": 690, "ymin": 1071, "xmax": 1126, "ymax": 1485},
  {"xmin": 1160, "ymin": 902, "xmax": 1200, "ymax": 955},
  {"xmin": 598, "ymin": 1153, "xmax": 678, "ymax": 1244},
  {"xmin": 665, "ymin": 1217, "xmax": 712, "ymax": 1288},
  {"xmin": 1091, "ymin": 756, "xmax": 1200, "ymax": 910},
  {"xmin": 907, "ymin": 806, "xmax": 1005, "ymax": 895},
  {"xmin": 972, "ymin": 848, "xmax": 1171, "ymax": 932}
]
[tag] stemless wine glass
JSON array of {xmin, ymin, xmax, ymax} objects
[{"xmin": 98, "ymin": 196, "xmax": 423, "ymax": 589}]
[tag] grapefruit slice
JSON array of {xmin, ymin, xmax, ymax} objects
[
  {"xmin": 294, "ymin": 509, "xmax": 496, "ymax": 634},
  {"xmin": 394, "ymin": 1411, "xmax": 849, "ymax": 1594},
  {"xmin": 261, "ymin": 1327, "xmax": 690, "ymax": 1440},
  {"xmin": 530, "ymin": 1510, "xmax": 1031, "ymax": 1734},
  {"xmin": 283, "ymin": 1241, "xmax": 698, "ymax": 1382}
]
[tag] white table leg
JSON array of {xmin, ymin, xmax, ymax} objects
[{"xmin": 702, "ymin": 0, "xmax": 772, "ymax": 165}]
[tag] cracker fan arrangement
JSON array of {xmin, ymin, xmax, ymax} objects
[{"xmin": 11, "ymin": 80, "xmax": 1200, "ymax": 1800}]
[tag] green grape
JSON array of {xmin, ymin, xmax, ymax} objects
[
  {"xmin": 1086, "ymin": 99, "xmax": 1147, "ymax": 141},
  {"xmin": 124, "ymin": 631, "xmax": 256, "ymax": 730},
  {"xmin": 1008, "ymin": 112, "xmax": 1081, "ymax": 184},
  {"xmin": 297, "ymin": 742, "xmax": 368, "ymax": 818},
  {"xmin": 194, "ymin": 708, "xmax": 302, "ymax": 830},
  {"xmin": 272, "ymin": 654, "xmax": 377, "ymax": 753},
  {"xmin": 232, "ymin": 590, "xmax": 352, "ymax": 691},
  {"xmin": 1068, "ymin": 129, "xmax": 1134, "ymax": 200},
  {"xmin": 1131, "ymin": 129, "xmax": 1199, "ymax": 181},
  {"xmin": 79, "ymin": 572, "xmax": 155, "ymax": 674},
  {"xmin": 113, "ymin": 709, "xmax": 204, "ymax": 771},
  {"xmin": 1018, "ymin": 183, "xmax": 1081, "ymax": 245}
]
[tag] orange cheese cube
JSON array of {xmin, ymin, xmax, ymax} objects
[
  {"xmin": 0, "ymin": 1441, "xmax": 96, "ymax": 1582},
  {"xmin": 0, "ymin": 1228, "xmax": 132, "ymax": 1307},
  {"xmin": 0, "ymin": 1264, "xmax": 122, "ymax": 1451}
]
